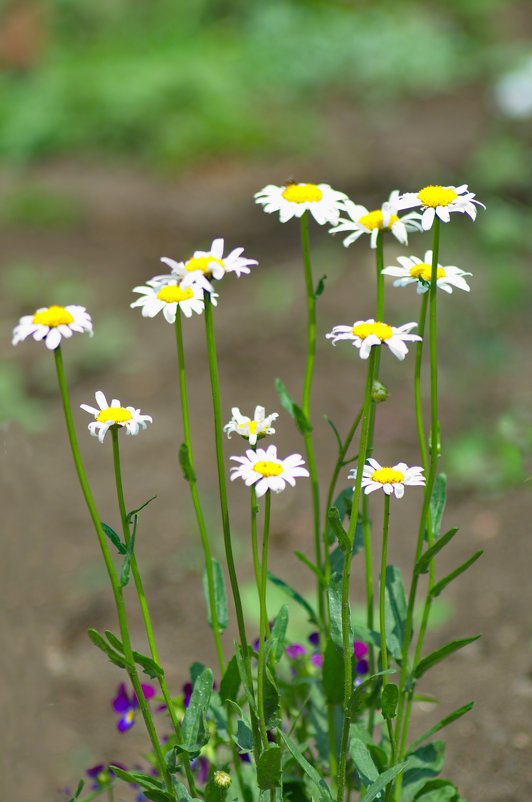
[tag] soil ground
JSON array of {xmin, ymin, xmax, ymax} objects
[{"xmin": 1, "ymin": 129, "xmax": 532, "ymax": 800}]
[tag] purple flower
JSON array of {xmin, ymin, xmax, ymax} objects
[
  {"xmin": 190, "ymin": 755, "xmax": 209, "ymax": 783},
  {"xmin": 286, "ymin": 644, "xmax": 306, "ymax": 660},
  {"xmin": 356, "ymin": 658, "xmax": 369, "ymax": 676},
  {"xmin": 112, "ymin": 683, "xmax": 156, "ymax": 732},
  {"xmin": 354, "ymin": 641, "xmax": 368, "ymax": 660},
  {"xmin": 308, "ymin": 631, "xmax": 320, "ymax": 646},
  {"xmin": 182, "ymin": 682, "xmax": 193, "ymax": 708},
  {"xmin": 310, "ymin": 653, "xmax": 323, "ymax": 668}
]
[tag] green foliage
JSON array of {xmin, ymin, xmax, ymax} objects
[
  {"xmin": 203, "ymin": 558, "xmax": 229, "ymax": 632},
  {"xmin": 384, "ymin": 566, "xmax": 408, "ymax": 661}
]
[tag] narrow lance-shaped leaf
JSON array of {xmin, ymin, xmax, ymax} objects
[
  {"xmin": 384, "ymin": 565, "xmax": 408, "ymax": 660},
  {"xmin": 414, "ymin": 635, "xmax": 481, "ymax": 680},
  {"xmin": 120, "ymin": 518, "xmax": 137, "ymax": 588},
  {"xmin": 314, "ymin": 274, "xmax": 327, "ymax": 299},
  {"xmin": 279, "ymin": 731, "xmax": 333, "ymax": 802},
  {"xmin": 87, "ymin": 628, "xmax": 129, "ymax": 670},
  {"xmin": 270, "ymin": 604, "xmax": 289, "ymax": 663},
  {"xmin": 257, "ymin": 744, "xmax": 282, "ymax": 790},
  {"xmin": 323, "ymin": 638, "xmax": 344, "ymax": 704},
  {"xmin": 179, "ymin": 442, "xmax": 196, "ymax": 482},
  {"xmin": 203, "ymin": 558, "xmax": 228, "ymax": 632},
  {"xmin": 181, "ymin": 667, "xmax": 213, "ymax": 748},
  {"xmin": 328, "ymin": 571, "xmax": 352, "ymax": 651},
  {"xmin": 429, "ymin": 473, "xmax": 446, "ymax": 539},
  {"xmin": 410, "ymin": 702, "xmax": 475, "ymax": 750},
  {"xmin": 328, "ymin": 506, "xmax": 351, "ymax": 553},
  {"xmin": 126, "ymin": 494, "xmax": 157, "ymax": 524},
  {"xmin": 381, "ymin": 682, "xmax": 399, "ymax": 719},
  {"xmin": 361, "ymin": 760, "xmax": 412, "ymax": 802},
  {"xmin": 219, "ymin": 654, "xmax": 240, "ymax": 704},
  {"xmin": 267, "ymin": 571, "xmax": 318, "ymax": 625},
  {"xmin": 415, "ymin": 528, "xmax": 459, "ymax": 575},
  {"xmin": 293, "ymin": 402, "xmax": 312, "ymax": 434},
  {"xmin": 100, "ymin": 521, "xmax": 127, "ymax": 554},
  {"xmin": 430, "ymin": 551, "xmax": 483, "ymax": 599},
  {"xmin": 274, "ymin": 377, "xmax": 296, "ymax": 419}
]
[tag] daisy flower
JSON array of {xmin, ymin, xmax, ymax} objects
[
  {"xmin": 151, "ymin": 239, "xmax": 257, "ymax": 287},
  {"xmin": 12, "ymin": 305, "xmax": 93, "ymax": 350},
  {"xmin": 382, "ymin": 250, "xmax": 472, "ymax": 294},
  {"xmin": 329, "ymin": 190, "xmax": 423, "ymax": 248},
  {"xmin": 254, "ymin": 182, "xmax": 348, "ymax": 226},
  {"xmin": 224, "ymin": 406, "xmax": 278, "ymax": 446},
  {"xmin": 131, "ymin": 278, "xmax": 210, "ymax": 323},
  {"xmin": 80, "ymin": 391, "xmax": 152, "ymax": 443},
  {"xmin": 350, "ymin": 458, "xmax": 426, "ymax": 499},
  {"xmin": 326, "ymin": 319, "xmax": 421, "ymax": 360},
  {"xmin": 397, "ymin": 184, "xmax": 485, "ymax": 231},
  {"xmin": 230, "ymin": 444, "xmax": 309, "ymax": 497}
]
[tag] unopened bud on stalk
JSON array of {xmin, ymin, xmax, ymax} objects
[
  {"xmin": 214, "ymin": 771, "xmax": 232, "ymax": 790},
  {"xmin": 371, "ymin": 380, "xmax": 389, "ymax": 403}
]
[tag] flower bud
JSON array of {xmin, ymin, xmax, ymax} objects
[
  {"xmin": 371, "ymin": 380, "xmax": 389, "ymax": 403},
  {"xmin": 214, "ymin": 771, "xmax": 232, "ymax": 790}
]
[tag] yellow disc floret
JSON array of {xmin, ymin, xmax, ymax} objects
[
  {"xmin": 352, "ymin": 322, "xmax": 393, "ymax": 341},
  {"xmin": 282, "ymin": 183, "xmax": 323, "ymax": 203},
  {"xmin": 33, "ymin": 305, "xmax": 74, "ymax": 327},
  {"xmin": 358, "ymin": 210, "xmax": 399, "ymax": 230},
  {"xmin": 185, "ymin": 256, "xmax": 224, "ymax": 275},
  {"xmin": 96, "ymin": 407, "xmax": 133, "ymax": 424},
  {"xmin": 253, "ymin": 461, "xmax": 283, "ymax": 477},
  {"xmin": 371, "ymin": 467, "xmax": 405, "ymax": 484},
  {"xmin": 410, "ymin": 263, "xmax": 446, "ymax": 282},
  {"xmin": 240, "ymin": 421, "xmax": 258, "ymax": 434},
  {"xmin": 156, "ymin": 285, "xmax": 194, "ymax": 303},
  {"xmin": 417, "ymin": 185, "xmax": 458, "ymax": 208}
]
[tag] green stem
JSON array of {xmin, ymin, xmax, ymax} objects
[
  {"xmin": 174, "ymin": 309, "xmax": 225, "ymax": 677},
  {"xmin": 379, "ymin": 494, "xmax": 391, "ymax": 686},
  {"xmin": 414, "ymin": 293, "xmax": 429, "ymax": 474},
  {"xmin": 375, "ymin": 230, "xmax": 385, "ymax": 321},
  {"xmin": 394, "ymin": 219, "xmax": 441, "ymax": 799},
  {"xmin": 53, "ymin": 347, "xmax": 172, "ymax": 792},
  {"xmin": 111, "ymin": 428, "xmax": 197, "ymax": 796},
  {"xmin": 299, "ymin": 211, "xmax": 324, "ymax": 632},
  {"xmin": 256, "ymin": 490, "xmax": 272, "ymax": 747},
  {"xmin": 336, "ymin": 348, "xmax": 377, "ymax": 802}
]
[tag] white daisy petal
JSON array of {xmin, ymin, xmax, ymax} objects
[
  {"xmin": 329, "ymin": 190, "xmax": 423, "ymax": 248},
  {"xmin": 224, "ymin": 405, "xmax": 278, "ymax": 445},
  {"xmin": 255, "ymin": 182, "xmax": 348, "ymax": 226},
  {"xmin": 398, "ymin": 184, "xmax": 485, "ymax": 231},
  {"xmin": 326, "ymin": 319, "xmax": 421, "ymax": 361},
  {"xmin": 81, "ymin": 391, "xmax": 152, "ymax": 444},
  {"xmin": 350, "ymin": 460, "xmax": 425, "ymax": 499},
  {"xmin": 383, "ymin": 253, "xmax": 472, "ymax": 295},
  {"xmin": 230, "ymin": 448, "xmax": 309, "ymax": 495},
  {"xmin": 12, "ymin": 305, "xmax": 93, "ymax": 350}
]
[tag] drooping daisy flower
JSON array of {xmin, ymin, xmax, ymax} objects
[
  {"xmin": 254, "ymin": 182, "xmax": 348, "ymax": 226},
  {"xmin": 12, "ymin": 305, "xmax": 93, "ymax": 350},
  {"xmin": 329, "ymin": 190, "xmax": 423, "ymax": 248},
  {"xmin": 224, "ymin": 406, "xmax": 278, "ymax": 446},
  {"xmin": 350, "ymin": 458, "xmax": 425, "ymax": 499},
  {"xmin": 112, "ymin": 682, "xmax": 156, "ymax": 732},
  {"xmin": 230, "ymin": 444, "xmax": 309, "ymax": 497},
  {"xmin": 152, "ymin": 239, "xmax": 257, "ymax": 287},
  {"xmin": 382, "ymin": 250, "xmax": 472, "ymax": 294},
  {"xmin": 131, "ymin": 278, "xmax": 211, "ymax": 323},
  {"xmin": 397, "ymin": 184, "xmax": 485, "ymax": 231},
  {"xmin": 80, "ymin": 391, "xmax": 152, "ymax": 443},
  {"xmin": 326, "ymin": 319, "xmax": 421, "ymax": 360}
]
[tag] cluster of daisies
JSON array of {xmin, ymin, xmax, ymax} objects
[{"xmin": 11, "ymin": 180, "xmax": 483, "ymax": 497}]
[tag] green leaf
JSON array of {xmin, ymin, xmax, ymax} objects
[
  {"xmin": 132, "ymin": 651, "xmax": 164, "ymax": 680},
  {"xmin": 233, "ymin": 642, "xmax": 258, "ymax": 715},
  {"xmin": 323, "ymin": 638, "xmax": 344, "ymax": 704},
  {"xmin": 350, "ymin": 737, "xmax": 378, "ymax": 787},
  {"xmin": 219, "ymin": 654, "xmax": 240, "ymax": 704},
  {"xmin": 314, "ymin": 274, "xmax": 327, "ymax": 299},
  {"xmin": 267, "ymin": 571, "xmax": 318, "ymax": 625},
  {"xmin": 294, "ymin": 551, "xmax": 326, "ymax": 584},
  {"xmin": 415, "ymin": 528, "xmax": 459, "ymax": 575},
  {"xmin": 327, "ymin": 571, "xmax": 351, "ymax": 651},
  {"xmin": 414, "ymin": 636, "xmax": 481, "ymax": 680},
  {"xmin": 109, "ymin": 766, "xmax": 167, "ymax": 794},
  {"xmin": 179, "ymin": 442, "xmax": 196, "ymax": 482},
  {"xmin": 279, "ymin": 731, "xmax": 333, "ymax": 802},
  {"xmin": 143, "ymin": 791, "xmax": 178, "ymax": 802},
  {"xmin": 348, "ymin": 670, "xmax": 394, "ymax": 717},
  {"xmin": 430, "ymin": 552, "xmax": 483, "ymax": 598},
  {"xmin": 293, "ymin": 402, "xmax": 312, "ymax": 435},
  {"xmin": 410, "ymin": 778, "xmax": 460, "ymax": 801},
  {"xmin": 203, "ymin": 558, "xmax": 228, "ymax": 632},
  {"xmin": 257, "ymin": 744, "xmax": 282, "ymax": 790},
  {"xmin": 327, "ymin": 507, "xmax": 351, "ymax": 553},
  {"xmin": 120, "ymin": 524, "xmax": 137, "ymax": 588},
  {"xmin": 270, "ymin": 604, "xmax": 289, "ymax": 662},
  {"xmin": 126, "ymin": 494, "xmax": 157, "ymax": 524},
  {"xmin": 228, "ymin": 702, "xmax": 254, "ymax": 754},
  {"xmin": 104, "ymin": 629, "xmax": 124, "ymax": 652},
  {"xmin": 275, "ymin": 377, "xmax": 296, "ymax": 419},
  {"xmin": 87, "ymin": 628, "xmax": 129, "ymax": 670},
  {"xmin": 410, "ymin": 702, "xmax": 475, "ymax": 750},
  {"xmin": 384, "ymin": 565, "xmax": 408, "ymax": 660},
  {"xmin": 67, "ymin": 779, "xmax": 84, "ymax": 802},
  {"xmin": 324, "ymin": 415, "xmax": 343, "ymax": 453},
  {"xmin": 381, "ymin": 683, "xmax": 399, "ymax": 719},
  {"xmin": 182, "ymin": 667, "xmax": 213, "ymax": 751},
  {"xmin": 400, "ymin": 742, "xmax": 445, "ymax": 802},
  {"xmin": 264, "ymin": 667, "xmax": 280, "ymax": 728},
  {"xmin": 361, "ymin": 761, "xmax": 412, "ymax": 802},
  {"xmin": 429, "ymin": 473, "xmax": 446, "ymax": 539},
  {"xmin": 100, "ymin": 521, "xmax": 127, "ymax": 554}
]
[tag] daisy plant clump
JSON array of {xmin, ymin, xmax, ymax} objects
[{"xmin": 11, "ymin": 176, "xmax": 488, "ymax": 802}]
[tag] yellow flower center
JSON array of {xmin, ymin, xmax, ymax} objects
[
  {"xmin": 410, "ymin": 263, "xmax": 446, "ymax": 282},
  {"xmin": 32, "ymin": 305, "xmax": 74, "ymax": 327},
  {"xmin": 156, "ymin": 285, "xmax": 194, "ymax": 303},
  {"xmin": 417, "ymin": 185, "xmax": 458, "ymax": 208},
  {"xmin": 371, "ymin": 467, "xmax": 404, "ymax": 484},
  {"xmin": 185, "ymin": 256, "xmax": 224, "ymax": 275},
  {"xmin": 357, "ymin": 210, "xmax": 399, "ymax": 230},
  {"xmin": 281, "ymin": 183, "xmax": 323, "ymax": 203},
  {"xmin": 240, "ymin": 421, "xmax": 258, "ymax": 434},
  {"xmin": 253, "ymin": 461, "xmax": 283, "ymax": 477},
  {"xmin": 352, "ymin": 322, "xmax": 393, "ymax": 341},
  {"xmin": 96, "ymin": 407, "xmax": 133, "ymax": 424}
]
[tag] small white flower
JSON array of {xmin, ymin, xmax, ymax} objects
[
  {"xmin": 12, "ymin": 305, "xmax": 93, "ymax": 350},
  {"xmin": 329, "ymin": 190, "xmax": 423, "ymax": 248},
  {"xmin": 254, "ymin": 182, "xmax": 348, "ymax": 226},
  {"xmin": 131, "ymin": 278, "xmax": 212, "ymax": 323},
  {"xmin": 349, "ymin": 458, "xmax": 425, "ymax": 499},
  {"xmin": 151, "ymin": 239, "xmax": 257, "ymax": 287},
  {"xmin": 326, "ymin": 319, "xmax": 421, "ymax": 361},
  {"xmin": 397, "ymin": 184, "xmax": 485, "ymax": 231},
  {"xmin": 230, "ymin": 444, "xmax": 309, "ymax": 497},
  {"xmin": 382, "ymin": 250, "xmax": 472, "ymax": 294},
  {"xmin": 80, "ymin": 391, "xmax": 152, "ymax": 443},
  {"xmin": 224, "ymin": 406, "xmax": 278, "ymax": 446}
]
